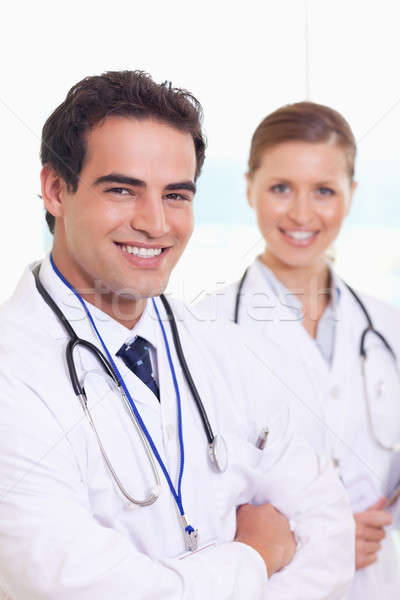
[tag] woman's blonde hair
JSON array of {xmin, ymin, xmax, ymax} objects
[{"xmin": 248, "ymin": 101, "xmax": 356, "ymax": 179}]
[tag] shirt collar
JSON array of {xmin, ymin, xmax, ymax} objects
[
  {"xmin": 257, "ymin": 257, "xmax": 341, "ymax": 315},
  {"xmin": 328, "ymin": 267, "xmax": 342, "ymax": 316}
]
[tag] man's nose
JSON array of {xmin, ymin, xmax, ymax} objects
[{"xmin": 130, "ymin": 194, "xmax": 170, "ymax": 238}]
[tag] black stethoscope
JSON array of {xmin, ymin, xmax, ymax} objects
[
  {"xmin": 234, "ymin": 267, "xmax": 400, "ymax": 452},
  {"xmin": 32, "ymin": 263, "xmax": 228, "ymax": 511}
]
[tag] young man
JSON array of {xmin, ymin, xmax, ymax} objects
[{"xmin": 0, "ymin": 71, "xmax": 354, "ymax": 599}]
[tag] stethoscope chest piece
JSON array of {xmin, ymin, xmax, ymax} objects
[{"xmin": 209, "ymin": 435, "xmax": 228, "ymax": 472}]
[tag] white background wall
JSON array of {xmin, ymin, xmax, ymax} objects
[{"xmin": 1, "ymin": 0, "xmax": 400, "ymax": 305}]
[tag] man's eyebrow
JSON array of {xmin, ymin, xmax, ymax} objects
[
  {"xmin": 165, "ymin": 181, "xmax": 196, "ymax": 194},
  {"xmin": 93, "ymin": 174, "xmax": 146, "ymax": 187},
  {"xmin": 93, "ymin": 174, "xmax": 196, "ymax": 194}
]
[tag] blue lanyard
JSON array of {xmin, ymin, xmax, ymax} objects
[{"xmin": 50, "ymin": 255, "xmax": 197, "ymax": 548}]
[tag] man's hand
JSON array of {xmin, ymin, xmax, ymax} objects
[
  {"xmin": 354, "ymin": 497, "xmax": 392, "ymax": 570},
  {"xmin": 235, "ymin": 503, "xmax": 296, "ymax": 577}
]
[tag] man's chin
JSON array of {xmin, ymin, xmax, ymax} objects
[{"xmin": 113, "ymin": 279, "xmax": 169, "ymax": 302}]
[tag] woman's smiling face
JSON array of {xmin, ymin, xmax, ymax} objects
[{"xmin": 247, "ymin": 140, "xmax": 356, "ymax": 274}]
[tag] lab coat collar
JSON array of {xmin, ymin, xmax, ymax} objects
[{"xmin": 32, "ymin": 253, "xmax": 160, "ymax": 356}]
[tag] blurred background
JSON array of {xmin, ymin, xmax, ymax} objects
[{"xmin": 1, "ymin": 0, "xmax": 399, "ymax": 307}]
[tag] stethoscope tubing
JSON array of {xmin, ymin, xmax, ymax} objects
[
  {"xmin": 159, "ymin": 294, "xmax": 215, "ymax": 446},
  {"xmin": 343, "ymin": 282, "xmax": 396, "ymax": 360}
]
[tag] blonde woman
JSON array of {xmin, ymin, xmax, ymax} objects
[{"xmin": 199, "ymin": 102, "xmax": 400, "ymax": 599}]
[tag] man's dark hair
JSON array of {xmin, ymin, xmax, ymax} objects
[{"xmin": 41, "ymin": 70, "xmax": 207, "ymax": 233}]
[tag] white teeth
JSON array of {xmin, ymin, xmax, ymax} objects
[
  {"xmin": 120, "ymin": 244, "xmax": 162, "ymax": 258},
  {"xmin": 285, "ymin": 231, "xmax": 315, "ymax": 240}
]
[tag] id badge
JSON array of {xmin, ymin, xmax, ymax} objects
[
  {"xmin": 346, "ymin": 474, "xmax": 381, "ymax": 512},
  {"xmin": 178, "ymin": 540, "xmax": 217, "ymax": 560}
]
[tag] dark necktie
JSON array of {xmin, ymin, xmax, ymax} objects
[{"xmin": 116, "ymin": 336, "xmax": 160, "ymax": 400}]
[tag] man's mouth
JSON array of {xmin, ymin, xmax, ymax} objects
[{"xmin": 116, "ymin": 243, "xmax": 163, "ymax": 258}]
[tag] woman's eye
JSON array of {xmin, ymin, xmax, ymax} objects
[
  {"xmin": 317, "ymin": 186, "xmax": 334, "ymax": 196},
  {"xmin": 271, "ymin": 184, "xmax": 289, "ymax": 194}
]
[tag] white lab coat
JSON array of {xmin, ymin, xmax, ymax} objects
[
  {"xmin": 197, "ymin": 258, "xmax": 400, "ymax": 600},
  {"xmin": 0, "ymin": 256, "xmax": 355, "ymax": 600}
]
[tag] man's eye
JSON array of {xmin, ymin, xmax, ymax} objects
[
  {"xmin": 165, "ymin": 193, "xmax": 190, "ymax": 201},
  {"xmin": 107, "ymin": 187, "xmax": 130, "ymax": 195}
]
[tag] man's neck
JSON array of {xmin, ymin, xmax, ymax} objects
[{"xmin": 76, "ymin": 290, "xmax": 147, "ymax": 330}]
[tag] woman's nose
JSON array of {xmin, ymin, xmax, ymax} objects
[{"xmin": 288, "ymin": 193, "xmax": 313, "ymax": 224}]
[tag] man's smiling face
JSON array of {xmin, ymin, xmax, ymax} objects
[{"xmin": 43, "ymin": 116, "xmax": 197, "ymax": 324}]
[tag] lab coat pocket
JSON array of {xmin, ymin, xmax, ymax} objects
[{"xmin": 214, "ymin": 434, "xmax": 265, "ymax": 515}]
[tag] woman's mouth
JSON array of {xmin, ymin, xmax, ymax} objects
[{"xmin": 279, "ymin": 229, "xmax": 318, "ymax": 245}]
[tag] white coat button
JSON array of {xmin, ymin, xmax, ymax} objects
[
  {"xmin": 375, "ymin": 381, "xmax": 387, "ymax": 399},
  {"xmin": 166, "ymin": 424, "xmax": 175, "ymax": 440},
  {"xmin": 330, "ymin": 387, "xmax": 340, "ymax": 399}
]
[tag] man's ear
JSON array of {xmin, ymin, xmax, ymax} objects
[{"xmin": 40, "ymin": 164, "xmax": 67, "ymax": 218}]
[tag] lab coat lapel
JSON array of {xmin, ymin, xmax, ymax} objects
[{"xmin": 241, "ymin": 261, "xmax": 328, "ymax": 371}]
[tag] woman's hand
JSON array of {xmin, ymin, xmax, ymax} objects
[{"xmin": 354, "ymin": 497, "xmax": 392, "ymax": 570}]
